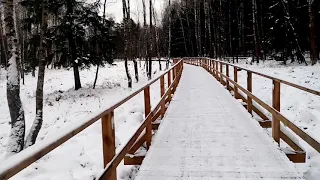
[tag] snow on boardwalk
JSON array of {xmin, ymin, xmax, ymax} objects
[{"xmin": 135, "ymin": 64, "xmax": 304, "ymax": 180}]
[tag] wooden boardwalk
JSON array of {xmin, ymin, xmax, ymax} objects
[{"xmin": 135, "ymin": 64, "xmax": 304, "ymax": 180}]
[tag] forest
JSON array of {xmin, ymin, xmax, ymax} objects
[
  {"xmin": 163, "ymin": 0, "xmax": 320, "ymax": 65},
  {"xmin": 1, "ymin": 0, "xmax": 319, "ymax": 157}
]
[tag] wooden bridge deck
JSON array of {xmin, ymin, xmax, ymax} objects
[{"xmin": 135, "ymin": 64, "xmax": 304, "ymax": 180}]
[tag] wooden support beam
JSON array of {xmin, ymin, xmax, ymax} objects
[
  {"xmin": 286, "ymin": 153, "xmax": 306, "ymax": 163},
  {"xmin": 101, "ymin": 111, "xmax": 116, "ymax": 180},
  {"xmin": 272, "ymin": 80, "xmax": 281, "ymax": 145},
  {"xmin": 152, "ymin": 122, "xmax": 160, "ymax": 130},
  {"xmin": 124, "ymin": 155, "xmax": 145, "ymax": 165},
  {"xmin": 259, "ymin": 120, "xmax": 272, "ymax": 128}
]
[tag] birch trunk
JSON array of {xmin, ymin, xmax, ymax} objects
[{"xmin": 4, "ymin": 0, "xmax": 26, "ymax": 156}]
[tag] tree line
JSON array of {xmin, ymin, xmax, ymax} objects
[
  {"xmin": 1, "ymin": 0, "xmax": 167, "ymax": 155},
  {"xmin": 160, "ymin": 0, "xmax": 320, "ymax": 65}
]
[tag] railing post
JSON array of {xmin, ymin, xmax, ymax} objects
[
  {"xmin": 272, "ymin": 80, "xmax": 281, "ymax": 145},
  {"xmin": 160, "ymin": 76, "xmax": 165, "ymax": 118},
  {"xmin": 220, "ymin": 62, "xmax": 223, "ymax": 84},
  {"xmin": 144, "ymin": 86, "xmax": 152, "ymax": 150},
  {"xmin": 101, "ymin": 111, "xmax": 116, "ymax": 180},
  {"xmin": 173, "ymin": 66, "xmax": 176, "ymax": 81},
  {"xmin": 168, "ymin": 71, "xmax": 172, "ymax": 102},
  {"xmin": 247, "ymin": 72, "xmax": 253, "ymax": 114},
  {"xmin": 213, "ymin": 60, "xmax": 215, "ymax": 77},
  {"xmin": 215, "ymin": 61, "xmax": 219, "ymax": 80},
  {"xmin": 234, "ymin": 67, "xmax": 238, "ymax": 99},
  {"xmin": 226, "ymin": 64, "xmax": 230, "ymax": 90}
]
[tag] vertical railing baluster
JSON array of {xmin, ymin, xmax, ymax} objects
[
  {"xmin": 247, "ymin": 72, "xmax": 253, "ymax": 114},
  {"xmin": 234, "ymin": 67, "xmax": 238, "ymax": 99},
  {"xmin": 160, "ymin": 76, "xmax": 165, "ymax": 118},
  {"xmin": 144, "ymin": 86, "xmax": 152, "ymax": 150},
  {"xmin": 272, "ymin": 80, "xmax": 281, "ymax": 145},
  {"xmin": 220, "ymin": 62, "xmax": 223, "ymax": 84},
  {"xmin": 226, "ymin": 64, "xmax": 230, "ymax": 90},
  {"xmin": 101, "ymin": 111, "xmax": 116, "ymax": 180},
  {"xmin": 215, "ymin": 61, "xmax": 219, "ymax": 80},
  {"xmin": 168, "ymin": 71, "xmax": 172, "ymax": 102}
]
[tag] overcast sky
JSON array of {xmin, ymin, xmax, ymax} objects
[{"xmin": 103, "ymin": 0, "xmax": 166, "ymax": 23}]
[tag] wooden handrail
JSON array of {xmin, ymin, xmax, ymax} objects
[
  {"xmin": 184, "ymin": 58, "xmax": 320, "ymax": 155},
  {"xmin": 98, "ymin": 67, "xmax": 183, "ymax": 179},
  {"xmin": 186, "ymin": 57, "xmax": 320, "ymax": 96},
  {"xmin": 0, "ymin": 60, "xmax": 184, "ymax": 180}
]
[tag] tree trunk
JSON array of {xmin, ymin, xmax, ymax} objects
[
  {"xmin": 25, "ymin": 0, "xmax": 48, "ymax": 148},
  {"xmin": 93, "ymin": 0, "xmax": 108, "ymax": 89},
  {"xmin": 148, "ymin": 0, "xmax": 153, "ymax": 80},
  {"xmin": 308, "ymin": 1, "xmax": 317, "ymax": 65},
  {"xmin": 166, "ymin": 0, "xmax": 171, "ymax": 69},
  {"xmin": 0, "ymin": 10, "xmax": 8, "ymax": 67},
  {"xmin": 4, "ymin": 0, "xmax": 25, "ymax": 156},
  {"xmin": 122, "ymin": 0, "xmax": 132, "ymax": 87},
  {"xmin": 252, "ymin": 0, "xmax": 260, "ymax": 63},
  {"xmin": 66, "ymin": 1, "xmax": 81, "ymax": 90}
]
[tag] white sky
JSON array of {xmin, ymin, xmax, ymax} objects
[{"xmin": 103, "ymin": 0, "xmax": 167, "ymax": 24}]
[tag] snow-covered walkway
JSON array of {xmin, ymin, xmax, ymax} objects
[{"xmin": 135, "ymin": 64, "xmax": 304, "ymax": 180}]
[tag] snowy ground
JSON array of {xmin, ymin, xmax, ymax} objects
[
  {"xmin": 226, "ymin": 58, "xmax": 320, "ymax": 180},
  {"xmin": 0, "ymin": 60, "xmax": 169, "ymax": 180}
]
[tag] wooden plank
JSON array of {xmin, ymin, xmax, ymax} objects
[
  {"xmin": 286, "ymin": 153, "xmax": 306, "ymax": 163},
  {"xmin": 144, "ymin": 86, "xmax": 152, "ymax": 150},
  {"xmin": 280, "ymin": 131, "xmax": 304, "ymax": 152},
  {"xmin": 124, "ymin": 155, "xmax": 145, "ymax": 165},
  {"xmin": 259, "ymin": 120, "xmax": 272, "ymax": 128},
  {"xmin": 247, "ymin": 72, "xmax": 253, "ymax": 114},
  {"xmin": 101, "ymin": 111, "xmax": 116, "ymax": 180},
  {"xmin": 160, "ymin": 76, "xmax": 165, "ymax": 119},
  {"xmin": 152, "ymin": 122, "xmax": 160, "ymax": 130},
  {"xmin": 272, "ymin": 80, "xmax": 281, "ymax": 145}
]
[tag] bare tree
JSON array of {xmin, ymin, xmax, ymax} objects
[
  {"xmin": 166, "ymin": 0, "xmax": 171, "ymax": 69},
  {"xmin": 308, "ymin": 0, "xmax": 317, "ymax": 65},
  {"xmin": 147, "ymin": 0, "xmax": 153, "ymax": 80},
  {"xmin": 24, "ymin": 0, "xmax": 48, "ymax": 148},
  {"xmin": 122, "ymin": 0, "xmax": 132, "ymax": 87},
  {"xmin": 4, "ymin": 0, "xmax": 26, "ymax": 156},
  {"xmin": 93, "ymin": 0, "xmax": 108, "ymax": 89}
]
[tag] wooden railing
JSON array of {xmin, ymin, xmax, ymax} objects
[
  {"xmin": 185, "ymin": 57, "xmax": 320, "ymax": 163},
  {"xmin": 0, "ymin": 60, "xmax": 184, "ymax": 180}
]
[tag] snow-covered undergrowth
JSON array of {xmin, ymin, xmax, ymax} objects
[
  {"xmin": 0, "ymin": 61, "xmax": 169, "ymax": 180},
  {"xmin": 229, "ymin": 59, "xmax": 320, "ymax": 179}
]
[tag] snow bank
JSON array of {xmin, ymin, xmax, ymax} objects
[{"xmin": 0, "ymin": 61, "xmax": 169, "ymax": 179}]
